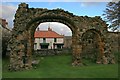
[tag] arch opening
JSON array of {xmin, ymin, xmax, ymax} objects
[
  {"xmin": 81, "ymin": 29, "xmax": 106, "ymax": 64},
  {"xmin": 33, "ymin": 22, "xmax": 72, "ymax": 56},
  {"xmin": 23, "ymin": 17, "xmax": 76, "ymax": 69}
]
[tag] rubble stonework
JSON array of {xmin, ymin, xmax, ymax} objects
[{"xmin": 9, "ymin": 3, "xmax": 117, "ymax": 71}]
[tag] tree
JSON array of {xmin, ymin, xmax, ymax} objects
[{"xmin": 103, "ymin": 1, "xmax": 120, "ymax": 31}]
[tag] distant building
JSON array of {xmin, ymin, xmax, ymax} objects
[
  {"xmin": 0, "ymin": 18, "xmax": 11, "ymax": 31},
  {"xmin": 0, "ymin": 18, "xmax": 8, "ymax": 28},
  {"xmin": 0, "ymin": 18, "xmax": 11, "ymax": 55},
  {"xmin": 34, "ymin": 27, "xmax": 64, "ymax": 50},
  {"xmin": 64, "ymin": 36, "xmax": 72, "ymax": 48}
]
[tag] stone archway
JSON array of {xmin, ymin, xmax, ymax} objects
[
  {"xmin": 9, "ymin": 3, "xmax": 81, "ymax": 70},
  {"xmin": 9, "ymin": 3, "xmax": 114, "ymax": 71},
  {"xmin": 81, "ymin": 29, "xmax": 107, "ymax": 64}
]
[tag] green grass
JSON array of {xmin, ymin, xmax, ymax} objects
[{"xmin": 2, "ymin": 55, "xmax": 118, "ymax": 78}]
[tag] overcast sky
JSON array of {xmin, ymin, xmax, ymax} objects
[{"xmin": 1, "ymin": 1, "xmax": 111, "ymax": 36}]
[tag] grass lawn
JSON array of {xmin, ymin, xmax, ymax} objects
[{"xmin": 2, "ymin": 54, "xmax": 118, "ymax": 78}]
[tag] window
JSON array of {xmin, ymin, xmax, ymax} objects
[
  {"xmin": 43, "ymin": 38, "xmax": 46, "ymax": 43},
  {"xmin": 34, "ymin": 43, "xmax": 37, "ymax": 50},
  {"xmin": 40, "ymin": 43, "xmax": 49, "ymax": 49},
  {"xmin": 54, "ymin": 38, "xmax": 57, "ymax": 42},
  {"xmin": 57, "ymin": 45, "xmax": 62, "ymax": 49},
  {"xmin": 41, "ymin": 45, "xmax": 48, "ymax": 49}
]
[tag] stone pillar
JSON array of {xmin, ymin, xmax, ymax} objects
[
  {"xmin": 9, "ymin": 35, "xmax": 25, "ymax": 71},
  {"xmin": 72, "ymin": 33, "xmax": 83, "ymax": 66},
  {"xmin": 104, "ymin": 39, "xmax": 115, "ymax": 64},
  {"xmin": 96, "ymin": 40, "xmax": 108, "ymax": 64},
  {"xmin": 24, "ymin": 30, "xmax": 32, "ymax": 69},
  {"xmin": 9, "ymin": 3, "xmax": 31, "ymax": 71}
]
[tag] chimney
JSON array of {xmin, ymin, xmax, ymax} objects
[
  {"xmin": 48, "ymin": 23, "xmax": 52, "ymax": 31},
  {"xmin": 37, "ymin": 27, "xmax": 39, "ymax": 31},
  {"xmin": 48, "ymin": 27, "xmax": 52, "ymax": 31}
]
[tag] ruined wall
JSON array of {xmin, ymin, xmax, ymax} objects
[
  {"xmin": 81, "ymin": 30, "xmax": 100, "ymax": 60},
  {"xmin": 81, "ymin": 30, "xmax": 119, "ymax": 63},
  {"xmin": 106, "ymin": 32, "xmax": 119, "ymax": 53},
  {"xmin": 9, "ymin": 3, "xmax": 115, "ymax": 71}
]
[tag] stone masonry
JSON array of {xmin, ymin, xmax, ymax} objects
[{"xmin": 9, "ymin": 3, "xmax": 116, "ymax": 71}]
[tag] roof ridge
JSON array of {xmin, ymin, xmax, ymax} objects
[
  {"xmin": 34, "ymin": 30, "xmax": 64, "ymax": 38},
  {"xmin": 51, "ymin": 30, "xmax": 64, "ymax": 37},
  {"xmin": 36, "ymin": 30, "xmax": 48, "ymax": 31}
]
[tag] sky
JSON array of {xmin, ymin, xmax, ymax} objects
[{"xmin": 1, "ymin": 2, "xmax": 110, "ymax": 36}]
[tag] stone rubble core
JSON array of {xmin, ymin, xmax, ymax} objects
[{"xmin": 9, "ymin": 3, "xmax": 116, "ymax": 71}]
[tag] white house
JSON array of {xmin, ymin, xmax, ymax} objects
[{"xmin": 34, "ymin": 27, "xmax": 64, "ymax": 50}]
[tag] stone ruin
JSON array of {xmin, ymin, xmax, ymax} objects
[{"xmin": 8, "ymin": 3, "xmax": 117, "ymax": 71}]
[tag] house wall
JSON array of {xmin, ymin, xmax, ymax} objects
[
  {"xmin": 40, "ymin": 38, "xmax": 43, "ymax": 43},
  {"xmin": 34, "ymin": 38, "xmax": 64, "ymax": 50},
  {"xmin": 57, "ymin": 38, "xmax": 64, "ymax": 43},
  {"xmin": 34, "ymin": 38, "xmax": 40, "ymax": 50},
  {"xmin": 46, "ymin": 38, "xmax": 54, "ymax": 49}
]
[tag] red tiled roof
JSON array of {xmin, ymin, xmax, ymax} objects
[{"xmin": 34, "ymin": 30, "xmax": 64, "ymax": 38}]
